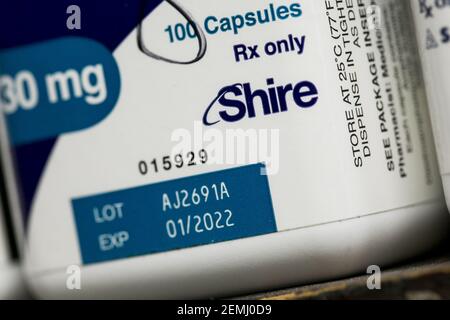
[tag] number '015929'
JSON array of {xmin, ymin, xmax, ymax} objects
[{"xmin": 138, "ymin": 149, "xmax": 208, "ymax": 175}]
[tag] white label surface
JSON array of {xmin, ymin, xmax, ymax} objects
[
  {"xmin": 11, "ymin": 0, "xmax": 442, "ymax": 270},
  {"xmin": 412, "ymin": 0, "xmax": 450, "ymax": 175}
]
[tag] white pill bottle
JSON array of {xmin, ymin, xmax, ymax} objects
[
  {"xmin": 411, "ymin": 0, "xmax": 450, "ymax": 211},
  {"xmin": 0, "ymin": 0, "xmax": 449, "ymax": 299}
]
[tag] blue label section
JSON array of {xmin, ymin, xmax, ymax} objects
[
  {"xmin": 0, "ymin": 37, "xmax": 121, "ymax": 146},
  {"xmin": 0, "ymin": 0, "xmax": 163, "ymax": 227},
  {"xmin": 72, "ymin": 164, "xmax": 277, "ymax": 265}
]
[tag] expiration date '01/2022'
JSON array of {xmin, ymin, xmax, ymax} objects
[{"xmin": 165, "ymin": 210, "xmax": 235, "ymax": 239}]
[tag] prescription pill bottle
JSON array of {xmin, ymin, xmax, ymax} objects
[
  {"xmin": 0, "ymin": 0, "xmax": 448, "ymax": 298},
  {"xmin": 411, "ymin": 0, "xmax": 450, "ymax": 212}
]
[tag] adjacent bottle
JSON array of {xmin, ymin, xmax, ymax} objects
[
  {"xmin": 411, "ymin": 0, "xmax": 450, "ymax": 212},
  {"xmin": 0, "ymin": 0, "xmax": 448, "ymax": 299},
  {"xmin": 0, "ymin": 190, "xmax": 24, "ymax": 298}
]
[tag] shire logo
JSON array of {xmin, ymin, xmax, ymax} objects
[{"xmin": 202, "ymin": 78, "xmax": 318, "ymax": 126}]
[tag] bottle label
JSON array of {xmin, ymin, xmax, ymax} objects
[
  {"xmin": 0, "ymin": 0, "xmax": 442, "ymax": 270},
  {"xmin": 412, "ymin": 0, "xmax": 450, "ymax": 175}
]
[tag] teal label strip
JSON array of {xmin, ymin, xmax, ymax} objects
[{"xmin": 72, "ymin": 164, "xmax": 277, "ymax": 264}]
